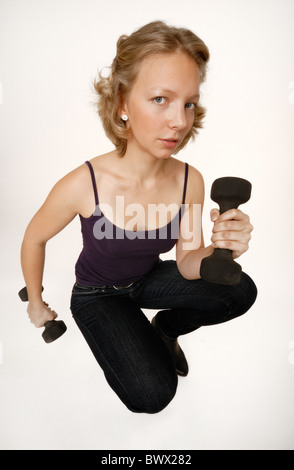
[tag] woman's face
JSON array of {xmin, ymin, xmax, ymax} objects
[{"xmin": 122, "ymin": 51, "xmax": 200, "ymax": 160}]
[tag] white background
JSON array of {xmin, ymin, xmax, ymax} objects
[{"xmin": 1, "ymin": 0, "xmax": 294, "ymax": 450}]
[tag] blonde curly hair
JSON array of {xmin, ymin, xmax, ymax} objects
[{"xmin": 93, "ymin": 21, "xmax": 210, "ymax": 156}]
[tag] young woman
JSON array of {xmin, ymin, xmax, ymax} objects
[{"xmin": 21, "ymin": 21, "xmax": 257, "ymax": 414}]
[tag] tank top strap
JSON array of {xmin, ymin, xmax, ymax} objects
[
  {"xmin": 85, "ymin": 161, "xmax": 99, "ymax": 206},
  {"xmin": 181, "ymin": 162, "xmax": 189, "ymax": 205}
]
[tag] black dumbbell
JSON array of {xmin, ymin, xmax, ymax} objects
[
  {"xmin": 200, "ymin": 176, "xmax": 252, "ymax": 285},
  {"xmin": 18, "ymin": 286, "xmax": 67, "ymax": 343}
]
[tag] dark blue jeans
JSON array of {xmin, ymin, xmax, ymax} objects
[{"xmin": 70, "ymin": 259, "xmax": 257, "ymax": 414}]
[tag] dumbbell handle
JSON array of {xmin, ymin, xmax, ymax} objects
[{"xmin": 18, "ymin": 286, "xmax": 67, "ymax": 343}]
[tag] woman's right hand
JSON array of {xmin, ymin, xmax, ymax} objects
[{"xmin": 27, "ymin": 301, "xmax": 58, "ymax": 328}]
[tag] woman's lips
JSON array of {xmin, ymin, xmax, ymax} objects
[{"xmin": 159, "ymin": 139, "xmax": 179, "ymax": 149}]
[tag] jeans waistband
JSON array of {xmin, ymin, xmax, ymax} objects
[
  {"xmin": 74, "ymin": 281, "xmax": 134, "ymax": 291},
  {"xmin": 113, "ymin": 282, "xmax": 134, "ymax": 290}
]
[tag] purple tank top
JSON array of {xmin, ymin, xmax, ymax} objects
[{"xmin": 75, "ymin": 161, "xmax": 189, "ymax": 286}]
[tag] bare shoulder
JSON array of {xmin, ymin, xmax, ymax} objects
[
  {"xmin": 49, "ymin": 161, "xmax": 90, "ymax": 197},
  {"xmin": 43, "ymin": 159, "xmax": 97, "ymax": 217},
  {"xmin": 54, "ymin": 151, "xmax": 117, "ymax": 215},
  {"xmin": 185, "ymin": 163, "xmax": 205, "ymax": 205},
  {"xmin": 53, "ymin": 150, "xmax": 116, "ymax": 192}
]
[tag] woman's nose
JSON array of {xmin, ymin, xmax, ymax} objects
[{"xmin": 168, "ymin": 104, "xmax": 187, "ymax": 130}]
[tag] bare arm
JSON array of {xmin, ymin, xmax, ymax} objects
[
  {"xmin": 21, "ymin": 167, "xmax": 84, "ymax": 327},
  {"xmin": 176, "ymin": 166, "xmax": 213, "ymax": 279}
]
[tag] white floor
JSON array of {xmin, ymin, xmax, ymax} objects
[{"xmin": 1, "ymin": 269, "xmax": 294, "ymax": 450}]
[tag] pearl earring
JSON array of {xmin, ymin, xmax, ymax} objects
[{"xmin": 121, "ymin": 114, "xmax": 128, "ymax": 121}]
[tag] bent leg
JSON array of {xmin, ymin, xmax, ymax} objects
[
  {"xmin": 71, "ymin": 294, "xmax": 178, "ymax": 413},
  {"xmin": 133, "ymin": 260, "xmax": 258, "ymax": 338}
]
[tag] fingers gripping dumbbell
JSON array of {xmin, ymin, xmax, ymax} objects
[
  {"xmin": 200, "ymin": 176, "xmax": 252, "ymax": 285},
  {"xmin": 18, "ymin": 286, "xmax": 67, "ymax": 343}
]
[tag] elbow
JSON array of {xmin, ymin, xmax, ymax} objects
[
  {"xmin": 176, "ymin": 258, "xmax": 201, "ymax": 281},
  {"xmin": 180, "ymin": 270, "xmax": 201, "ymax": 281},
  {"xmin": 22, "ymin": 217, "xmax": 48, "ymax": 248},
  {"xmin": 21, "ymin": 232, "xmax": 46, "ymax": 249}
]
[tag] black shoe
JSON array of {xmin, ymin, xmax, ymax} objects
[{"xmin": 151, "ymin": 316, "xmax": 189, "ymax": 377}]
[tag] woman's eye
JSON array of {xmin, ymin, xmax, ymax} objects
[
  {"xmin": 185, "ymin": 102, "xmax": 196, "ymax": 109},
  {"xmin": 153, "ymin": 97, "xmax": 167, "ymax": 104}
]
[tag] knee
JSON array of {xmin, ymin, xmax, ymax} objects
[
  {"xmin": 228, "ymin": 272, "xmax": 257, "ymax": 318},
  {"xmin": 240, "ymin": 272, "xmax": 257, "ymax": 308},
  {"xmin": 126, "ymin": 375, "xmax": 178, "ymax": 414}
]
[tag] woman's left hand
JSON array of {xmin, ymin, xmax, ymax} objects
[{"xmin": 210, "ymin": 208, "xmax": 253, "ymax": 259}]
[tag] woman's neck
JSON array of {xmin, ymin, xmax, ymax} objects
[{"xmin": 119, "ymin": 147, "xmax": 171, "ymax": 188}]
